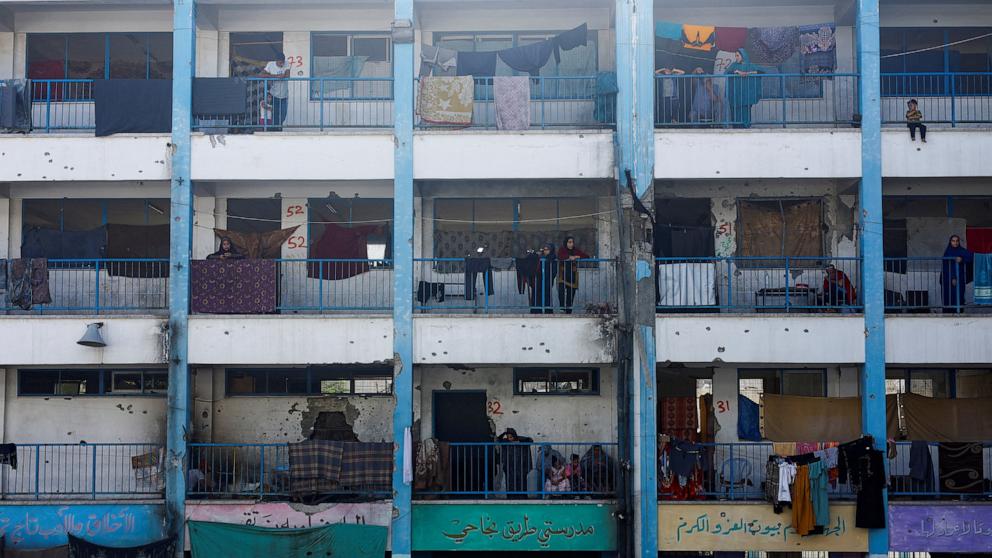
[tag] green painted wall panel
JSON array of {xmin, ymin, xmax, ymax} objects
[{"xmin": 412, "ymin": 503, "xmax": 617, "ymax": 552}]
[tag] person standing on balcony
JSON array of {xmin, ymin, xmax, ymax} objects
[
  {"xmin": 531, "ymin": 243, "xmax": 558, "ymax": 314},
  {"xmin": 557, "ymin": 236, "xmax": 590, "ymax": 314},
  {"xmin": 906, "ymin": 99, "xmax": 927, "ymax": 143},
  {"xmin": 726, "ymin": 50, "xmax": 763, "ymax": 129},
  {"xmin": 941, "ymin": 234, "xmax": 973, "ymax": 312},
  {"xmin": 655, "ymin": 67, "xmax": 685, "ymax": 123},
  {"xmin": 688, "ymin": 68, "xmax": 722, "ymax": 123},
  {"xmin": 261, "ymin": 54, "xmax": 291, "ymax": 130},
  {"xmin": 497, "ymin": 428, "xmax": 534, "ymax": 498}
]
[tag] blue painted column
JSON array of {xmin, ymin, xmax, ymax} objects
[
  {"xmin": 857, "ymin": 1, "xmax": 889, "ymax": 556},
  {"xmin": 166, "ymin": 0, "xmax": 194, "ymax": 553},
  {"xmin": 616, "ymin": 1, "xmax": 657, "ymax": 556},
  {"xmin": 391, "ymin": 0, "xmax": 415, "ymax": 557}
]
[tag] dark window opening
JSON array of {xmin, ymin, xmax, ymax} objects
[
  {"xmin": 226, "ymin": 367, "xmax": 392, "ymax": 396},
  {"xmin": 513, "ymin": 368, "xmax": 600, "ymax": 395},
  {"xmin": 18, "ymin": 369, "xmax": 166, "ymax": 396}
]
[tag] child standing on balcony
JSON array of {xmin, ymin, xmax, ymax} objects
[{"xmin": 906, "ymin": 99, "xmax": 927, "ymax": 142}]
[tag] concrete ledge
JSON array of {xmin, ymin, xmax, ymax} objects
[
  {"xmin": 0, "ymin": 316, "xmax": 166, "ymax": 365},
  {"xmin": 882, "ymin": 128, "xmax": 992, "ymax": 177},
  {"xmin": 0, "ymin": 135, "xmax": 171, "ymax": 182},
  {"xmin": 886, "ymin": 315, "xmax": 992, "ymax": 364},
  {"xmin": 656, "ymin": 314, "xmax": 865, "ymax": 364}
]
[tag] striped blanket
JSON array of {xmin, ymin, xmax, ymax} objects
[{"xmin": 289, "ymin": 441, "xmax": 393, "ymax": 496}]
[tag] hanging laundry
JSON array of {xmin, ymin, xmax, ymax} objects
[
  {"xmin": 655, "ymin": 21, "xmax": 683, "ymax": 41},
  {"xmin": 419, "ymin": 45, "xmax": 458, "ymax": 78},
  {"xmin": 737, "ymin": 394, "xmax": 762, "ymax": 441},
  {"xmin": 715, "ymin": 27, "xmax": 749, "ymax": 52},
  {"xmin": 792, "ymin": 464, "xmax": 816, "ymax": 536},
  {"xmin": 800, "ymin": 23, "xmax": 837, "ymax": 75},
  {"xmin": 0, "ymin": 79, "xmax": 32, "ymax": 132},
  {"xmin": 417, "ymin": 76, "xmax": 474, "ymax": 125},
  {"xmin": 556, "ymin": 23, "xmax": 588, "ymax": 51},
  {"xmin": 21, "ymin": 226, "xmax": 107, "ymax": 260},
  {"xmin": 746, "ymin": 26, "xmax": 801, "ymax": 65},
  {"xmin": 714, "ymin": 50, "xmax": 738, "ymax": 75},
  {"xmin": 966, "ymin": 227, "xmax": 992, "ymax": 253},
  {"xmin": 660, "ymin": 397, "xmax": 699, "ymax": 440},
  {"xmin": 0, "ymin": 259, "xmax": 6, "ymax": 291},
  {"xmin": 464, "ymin": 257, "xmax": 494, "ymax": 301},
  {"xmin": 192, "ymin": 78, "xmax": 248, "ymax": 116},
  {"xmin": 93, "ymin": 80, "xmax": 172, "ymax": 137},
  {"xmin": 456, "ymin": 51, "xmax": 497, "ymax": 77},
  {"xmin": 416, "ymin": 281, "xmax": 445, "ymax": 304},
  {"xmin": 908, "ymin": 440, "xmax": 935, "ymax": 493},
  {"xmin": 498, "ymin": 41, "xmax": 556, "ymax": 76},
  {"xmin": 0, "ymin": 443, "xmax": 16, "ymax": 469},
  {"xmin": 656, "ymin": 37, "xmax": 718, "ymax": 73},
  {"xmin": 7, "ymin": 258, "xmax": 52, "ymax": 310},
  {"xmin": 493, "ymin": 76, "xmax": 531, "ymax": 130},
  {"xmin": 974, "ymin": 253, "xmax": 992, "ymax": 305},
  {"xmin": 777, "ymin": 461, "xmax": 797, "ymax": 503},
  {"xmin": 190, "ymin": 259, "xmax": 277, "ymax": 314},
  {"xmin": 809, "ymin": 459, "xmax": 830, "ymax": 527},
  {"xmin": 682, "ymin": 25, "xmax": 716, "ymax": 52},
  {"xmin": 307, "ymin": 223, "xmax": 381, "ymax": 280},
  {"xmin": 312, "ymin": 56, "xmax": 369, "ymax": 91},
  {"xmin": 212, "ymin": 227, "xmax": 299, "ymax": 260}
]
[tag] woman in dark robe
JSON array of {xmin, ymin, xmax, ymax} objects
[
  {"xmin": 580, "ymin": 444, "xmax": 616, "ymax": 495},
  {"xmin": 941, "ymin": 234, "xmax": 973, "ymax": 312},
  {"xmin": 531, "ymin": 243, "xmax": 558, "ymax": 314},
  {"xmin": 207, "ymin": 237, "xmax": 245, "ymax": 260},
  {"xmin": 557, "ymin": 236, "xmax": 590, "ymax": 314},
  {"xmin": 726, "ymin": 50, "xmax": 764, "ymax": 129},
  {"xmin": 497, "ymin": 428, "xmax": 534, "ymax": 499}
]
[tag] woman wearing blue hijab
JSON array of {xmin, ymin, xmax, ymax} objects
[
  {"xmin": 941, "ymin": 234, "xmax": 973, "ymax": 312},
  {"xmin": 726, "ymin": 50, "xmax": 764, "ymax": 128}
]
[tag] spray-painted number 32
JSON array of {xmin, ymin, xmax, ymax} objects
[{"xmin": 487, "ymin": 401, "xmax": 503, "ymax": 415}]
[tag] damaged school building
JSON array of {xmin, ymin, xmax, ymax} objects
[{"xmin": 0, "ymin": 0, "xmax": 991, "ymax": 556}]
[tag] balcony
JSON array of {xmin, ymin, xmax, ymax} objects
[
  {"xmin": 882, "ymin": 72, "xmax": 992, "ymax": 127},
  {"xmin": 885, "ymin": 257, "xmax": 992, "ymax": 314},
  {"xmin": 655, "ymin": 256, "xmax": 862, "ymax": 313},
  {"xmin": 654, "ymin": 73, "xmax": 859, "ymax": 129},
  {"xmin": 3, "ymin": 259, "xmax": 169, "ymax": 315},
  {"xmin": 0, "ymin": 443, "xmax": 164, "ymax": 500},
  {"xmin": 413, "ymin": 441, "xmax": 619, "ymax": 500}
]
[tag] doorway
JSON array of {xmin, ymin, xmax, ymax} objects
[{"xmin": 432, "ymin": 390, "xmax": 491, "ymax": 496}]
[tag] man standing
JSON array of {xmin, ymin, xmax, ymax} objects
[{"xmin": 261, "ymin": 53, "xmax": 291, "ymax": 130}]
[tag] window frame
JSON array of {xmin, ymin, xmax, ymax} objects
[
  {"xmin": 737, "ymin": 368, "xmax": 828, "ymax": 404},
  {"xmin": 306, "ymin": 197, "xmax": 394, "ymax": 264},
  {"xmin": 26, "ymin": 32, "xmax": 174, "ymax": 84},
  {"xmin": 512, "ymin": 367, "xmax": 600, "ymax": 396},
  {"xmin": 17, "ymin": 368, "xmax": 168, "ymax": 397},
  {"xmin": 736, "ymin": 197, "xmax": 826, "ymax": 261},
  {"xmin": 225, "ymin": 367, "xmax": 394, "ymax": 397},
  {"xmin": 880, "ymin": 27, "xmax": 992, "ymax": 97},
  {"xmin": 309, "ymin": 32, "xmax": 394, "ymax": 101}
]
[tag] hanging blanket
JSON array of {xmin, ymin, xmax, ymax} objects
[
  {"xmin": 746, "ymin": 27, "xmax": 801, "ymax": 65},
  {"xmin": 493, "ymin": 76, "xmax": 530, "ymax": 130},
  {"xmin": 190, "ymin": 259, "xmax": 277, "ymax": 314},
  {"xmin": 715, "ymin": 27, "xmax": 749, "ymax": 52},
  {"xmin": 67, "ymin": 535, "xmax": 174, "ymax": 558},
  {"xmin": 761, "ymin": 394, "xmax": 861, "ymax": 442},
  {"xmin": 7, "ymin": 258, "xmax": 52, "ymax": 310},
  {"xmin": 799, "ymin": 23, "xmax": 837, "ymax": 75},
  {"xmin": 682, "ymin": 25, "xmax": 716, "ymax": 52},
  {"xmin": 289, "ymin": 441, "xmax": 392, "ymax": 495},
  {"xmin": 660, "ymin": 397, "xmax": 698, "ymax": 440},
  {"xmin": 417, "ymin": 76, "xmax": 474, "ymax": 125},
  {"xmin": 0, "ymin": 79, "xmax": 33, "ymax": 132},
  {"xmin": 900, "ymin": 393, "xmax": 992, "ymax": 442},
  {"xmin": 974, "ymin": 253, "xmax": 992, "ymax": 305},
  {"xmin": 188, "ymin": 521, "xmax": 387, "ymax": 558},
  {"xmin": 938, "ymin": 443, "xmax": 984, "ymax": 494},
  {"xmin": 213, "ymin": 226, "xmax": 299, "ymax": 259},
  {"xmin": 106, "ymin": 224, "xmax": 170, "ymax": 278},
  {"xmin": 192, "ymin": 78, "xmax": 248, "ymax": 116},
  {"xmin": 93, "ymin": 80, "xmax": 172, "ymax": 137},
  {"xmin": 655, "ymin": 21, "xmax": 683, "ymax": 41}
]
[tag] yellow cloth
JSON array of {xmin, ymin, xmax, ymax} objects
[
  {"xmin": 792, "ymin": 464, "xmax": 816, "ymax": 536},
  {"xmin": 772, "ymin": 442, "xmax": 796, "ymax": 456},
  {"xmin": 683, "ymin": 25, "xmax": 716, "ymax": 51},
  {"xmin": 417, "ymin": 76, "xmax": 474, "ymax": 125}
]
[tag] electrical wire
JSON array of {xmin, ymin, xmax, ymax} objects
[{"xmin": 880, "ymin": 32, "xmax": 992, "ymax": 59}]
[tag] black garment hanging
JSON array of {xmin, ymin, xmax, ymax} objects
[
  {"xmin": 456, "ymin": 51, "xmax": 498, "ymax": 77},
  {"xmin": 193, "ymin": 77, "xmax": 248, "ymax": 116},
  {"xmin": 0, "ymin": 443, "xmax": 16, "ymax": 470},
  {"xmin": 416, "ymin": 281, "xmax": 445, "ymax": 304},
  {"xmin": 464, "ymin": 257, "xmax": 494, "ymax": 300},
  {"xmin": 556, "ymin": 23, "xmax": 588, "ymax": 52},
  {"xmin": 498, "ymin": 41, "xmax": 556, "ymax": 76},
  {"xmin": 94, "ymin": 80, "xmax": 172, "ymax": 136},
  {"xmin": 515, "ymin": 253, "xmax": 540, "ymax": 294}
]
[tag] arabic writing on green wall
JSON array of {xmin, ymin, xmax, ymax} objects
[{"xmin": 411, "ymin": 503, "xmax": 617, "ymax": 551}]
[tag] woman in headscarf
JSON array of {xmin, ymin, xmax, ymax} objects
[
  {"xmin": 557, "ymin": 236, "xmax": 590, "ymax": 314},
  {"xmin": 531, "ymin": 242, "xmax": 558, "ymax": 314},
  {"xmin": 579, "ymin": 444, "xmax": 616, "ymax": 496},
  {"xmin": 726, "ymin": 50, "xmax": 764, "ymax": 129},
  {"xmin": 941, "ymin": 234, "xmax": 973, "ymax": 312},
  {"xmin": 207, "ymin": 237, "xmax": 245, "ymax": 260},
  {"xmin": 688, "ymin": 67, "xmax": 722, "ymax": 123}
]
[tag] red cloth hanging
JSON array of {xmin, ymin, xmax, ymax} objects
[
  {"xmin": 307, "ymin": 223, "xmax": 381, "ymax": 280},
  {"xmin": 967, "ymin": 227, "xmax": 992, "ymax": 254}
]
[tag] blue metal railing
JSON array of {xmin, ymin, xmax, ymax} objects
[
  {"xmin": 654, "ymin": 73, "xmax": 859, "ymax": 128},
  {"xmin": 186, "ymin": 442, "xmax": 391, "ymax": 500},
  {"xmin": 655, "ymin": 256, "xmax": 862, "ymax": 313},
  {"xmin": 413, "ymin": 441, "xmax": 619, "ymax": 499},
  {"xmin": 275, "ymin": 258, "xmax": 393, "ymax": 313},
  {"xmin": 0, "ymin": 443, "xmax": 164, "ymax": 499},
  {"xmin": 414, "ymin": 257, "xmax": 617, "ymax": 314},
  {"xmin": 889, "ymin": 441, "xmax": 992, "ymax": 499},
  {"xmin": 882, "ymin": 72, "xmax": 992, "ymax": 126},
  {"xmin": 193, "ymin": 77, "xmax": 394, "ymax": 131},
  {"xmin": 3, "ymin": 258, "xmax": 169, "ymax": 314},
  {"xmin": 883, "ymin": 257, "xmax": 984, "ymax": 313},
  {"xmin": 29, "ymin": 79, "xmax": 97, "ymax": 132},
  {"xmin": 415, "ymin": 76, "xmax": 610, "ymax": 129}
]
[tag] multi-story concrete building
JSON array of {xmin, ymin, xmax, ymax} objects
[{"xmin": 0, "ymin": 0, "xmax": 990, "ymax": 557}]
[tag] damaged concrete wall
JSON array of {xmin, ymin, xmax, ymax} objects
[
  {"xmin": 2, "ymin": 369, "xmax": 166, "ymax": 444},
  {"xmin": 413, "ymin": 365, "xmax": 618, "ymax": 444},
  {"xmin": 195, "ymin": 368, "xmax": 394, "ymax": 443}
]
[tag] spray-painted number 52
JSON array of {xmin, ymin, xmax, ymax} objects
[{"xmin": 287, "ymin": 236, "xmax": 306, "ymax": 249}]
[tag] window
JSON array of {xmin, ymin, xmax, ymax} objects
[
  {"xmin": 21, "ymin": 199, "xmax": 170, "ymax": 259},
  {"xmin": 18, "ymin": 369, "xmax": 167, "ymax": 396},
  {"xmin": 739, "ymin": 369, "xmax": 826, "ymax": 404},
  {"xmin": 308, "ymin": 198, "xmax": 393, "ymax": 261},
  {"xmin": 885, "ymin": 369, "xmax": 949, "ymax": 398},
  {"xmin": 513, "ymin": 368, "xmax": 599, "ymax": 395},
  {"xmin": 737, "ymin": 199, "xmax": 824, "ymax": 261},
  {"xmin": 27, "ymin": 33, "xmax": 173, "ymax": 81},
  {"xmin": 881, "ymin": 27, "xmax": 992, "ymax": 95},
  {"xmin": 226, "ymin": 368, "xmax": 392, "ymax": 396},
  {"xmin": 230, "ymin": 32, "xmax": 284, "ymax": 78},
  {"xmin": 311, "ymin": 33, "xmax": 392, "ymax": 99},
  {"xmin": 433, "ymin": 198, "xmax": 598, "ymax": 259}
]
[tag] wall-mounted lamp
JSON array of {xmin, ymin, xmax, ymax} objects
[{"xmin": 77, "ymin": 322, "xmax": 106, "ymax": 348}]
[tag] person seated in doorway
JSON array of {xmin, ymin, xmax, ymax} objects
[
  {"xmin": 822, "ymin": 263, "xmax": 856, "ymax": 309},
  {"xmin": 207, "ymin": 237, "xmax": 245, "ymax": 260}
]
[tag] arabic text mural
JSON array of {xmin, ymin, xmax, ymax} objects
[
  {"xmin": 890, "ymin": 504, "xmax": 992, "ymax": 552},
  {"xmin": 412, "ymin": 503, "xmax": 617, "ymax": 551},
  {"xmin": 659, "ymin": 504, "xmax": 868, "ymax": 552},
  {"xmin": 0, "ymin": 504, "xmax": 166, "ymax": 549}
]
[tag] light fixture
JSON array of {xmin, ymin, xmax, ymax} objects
[{"xmin": 77, "ymin": 323, "xmax": 106, "ymax": 348}]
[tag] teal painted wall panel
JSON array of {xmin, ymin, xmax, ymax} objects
[
  {"xmin": 0, "ymin": 503, "xmax": 166, "ymax": 550},
  {"xmin": 412, "ymin": 503, "xmax": 617, "ymax": 552}
]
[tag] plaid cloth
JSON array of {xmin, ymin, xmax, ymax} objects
[{"xmin": 289, "ymin": 441, "xmax": 392, "ymax": 496}]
